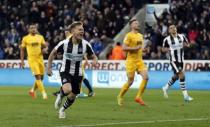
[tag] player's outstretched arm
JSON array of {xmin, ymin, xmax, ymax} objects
[{"xmin": 47, "ymin": 49, "xmax": 57, "ymax": 76}]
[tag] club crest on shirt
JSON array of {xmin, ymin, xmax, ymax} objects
[{"xmin": 63, "ymin": 78, "xmax": 67, "ymax": 83}]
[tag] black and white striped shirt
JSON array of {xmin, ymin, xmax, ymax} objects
[
  {"xmin": 162, "ymin": 34, "xmax": 188, "ymax": 63},
  {"xmin": 54, "ymin": 37, "xmax": 94, "ymax": 76}
]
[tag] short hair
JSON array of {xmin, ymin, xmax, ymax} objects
[
  {"xmin": 29, "ymin": 22, "xmax": 36, "ymax": 26},
  {"xmin": 69, "ymin": 21, "xmax": 83, "ymax": 30},
  {"xmin": 60, "ymin": 25, "xmax": 71, "ymax": 31},
  {"xmin": 129, "ymin": 19, "xmax": 137, "ymax": 25},
  {"xmin": 169, "ymin": 24, "xmax": 176, "ymax": 29},
  {"xmin": 61, "ymin": 21, "xmax": 83, "ymax": 32}
]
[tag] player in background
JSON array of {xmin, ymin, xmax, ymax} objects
[
  {"xmin": 47, "ymin": 21, "xmax": 97, "ymax": 118},
  {"xmin": 162, "ymin": 25, "xmax": 193, "ymax": 102},
  {"xmin": 117, "ymin": 19, "xmax": 149, "ymax": 106},
  {"xmin": 20, "ymin": 23, "xmax": 48, "ymax": 99},
  {"xmin": 78, "ymin": 55, "xmax": 95, "ymax": 97}
]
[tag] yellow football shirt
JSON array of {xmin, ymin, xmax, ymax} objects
[
  {"xmin": 123, "ymin": 32, "xmax": 144, "ymax": 60},
  {"xmin": 21, "ymin": 34, "xmax": 45, "ymax": 61}
]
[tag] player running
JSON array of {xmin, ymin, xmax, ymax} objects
[{"xmin": 47, "ymin": 21, "xmax": 97, "ymax": 118}]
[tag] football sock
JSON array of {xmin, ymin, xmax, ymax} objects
[
  {"xmin": 62, "ymin": 97, "xmax": 75, "ymax": 110},
  {"xmin": 31, "ymin": 82, "xmax": 37, "ymax": 92},
  {"xmin": 118, "ymin": 82, "xmax": 129, "ymax": 98},
  {"xmin": 83, "ymin": 78, "xmax": 93, "ymax": 92},
  {"xmin": 180, "ymin": 78, "xmax": 188, "ymax": 97},
  {"xmin": 165, "ymin": 75, "xmax": 178, "ymax": 89},
  {"xmin": 136, "ymin": 79, "xmax": 148, "ymax": 99},
  {"xmin": 36, "ymin": 80, "xmax": 46, "ymax": 95},
  {"xmin": 165, "ymin": 78, "xmax": 176, "ymax": 89}
]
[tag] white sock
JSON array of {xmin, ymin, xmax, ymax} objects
[
  {"xmin": 164, "ymin": 84, "xmax": 170, "ymax": 90},
  {"xmin": 60, "ymin": 107, "xmax": 65, "ymax": 112},
  {"xmin": 182, "ymin": 90, "xmax": 188, "ymax": 97}
]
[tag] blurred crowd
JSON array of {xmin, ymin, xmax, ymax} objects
[
  {"xmin": 0, "ymin": 0, "xmax": 142, "ymax": 59},
  {"xmin": 0, "ymin": 0, "xmax": 209, "ymax": 60},
  {"xmin": 144, "ymin": 0, "xmax": 210, "ymax": 60}
]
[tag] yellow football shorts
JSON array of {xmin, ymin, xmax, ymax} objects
[
  {"xmin": 28, "ymin": 60, "xmax": 45, "ymax": 75},
  {"xmin": 125, "ymin": 59, "xmax": 147, "ymax": 77}
]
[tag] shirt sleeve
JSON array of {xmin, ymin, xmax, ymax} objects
[
  {"xmin": 21, "ymin": 37, "xmax": 26, "ymax": 48},
  {"xmin": 54, "ymin": 40, "xmax": 64, "ymax": 53},
  {"xmin": 86, "ymin": 42, "xmax": 94, "ymax": 56},
  {"xmin": 162, "ymin": 38, "xmax": 169, "ymax": 48},
  {"xmin": 40, "ymin": 35, "xmax": 46, "ymax": 45},
  {"xmin": 182, "ymin": 34, "xmax": 189, "ymax": 45},
  {"xmin": 123, "ymin": 33, "xmax": 131, "ymax": 45}
]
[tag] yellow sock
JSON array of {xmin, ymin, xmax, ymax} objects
[
  {"xmin": 118, "ymin": 82, "xmax": 129, "ymax": 98},
  {"xmin": 36, "ymin": 80, "xmax": 46, "ymax": 94},
  {"xmin": 136, "ymin": 79, "xmax": 148, "ymax": 99},
  {"xmin": 31, "ymin": 82, "xmax": 38, "ymax": 92}
]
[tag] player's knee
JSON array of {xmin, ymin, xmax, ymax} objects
[
  {"xmin": 68, "ymin": 93, "xmax": 77, "ymax": 99},
  {"xmin": 179, "ymin": 73, "xmax": 185, "ymax": 80},
  {"xmin": 128, "ymin": 77, "xmax": 134, "ymax": 86},
  {"xmin": 128, "ymin": 79, "xmax": 134, "ymax": 85},
  {"xmin": 180, "ymin": 76, "xmax": 185, "ymax": 82},
  {"xmin": 35, "ymin": 75, "xmax": 42, "ymax": 80},
  {"xmin": 62, "ymin": 84, "xmax": 71, "ymax": 94},
  {"xmin": 142, "ymin": 75, "xmax": 149, "ymax": 81},
  {"xmin": 144, "ymin": 76, "xmax": 149, "ymax": 81},
  {"xmin": 173, "ymin": 74, "xmax": 179, "ymax": 80}
]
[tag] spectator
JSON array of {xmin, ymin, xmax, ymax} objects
[
  {"xmin": 111, "ymin": 42, "xmax": 125, "ymax": 60},
  {"xmin": 0, "ymin": 47, "xmax": 4, "ymax": 59},
  {"xmin": 90, "ymin": 37, "xmax": 104, "ymax": 57},
  {"xmin": 145, "ymin": 0, "xmax": 210, "ymax": 60},
  {"xmin": 0, "ymin": 0, "xmax": 209, "ymax": 60},
  {"xmin": 0, "ymin": 0, "xmax": 142, "ymax": 59}
]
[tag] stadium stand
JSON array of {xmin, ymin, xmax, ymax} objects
[
  {"xmin": 0, "ymin": 0, "xmax": 209, "ymax": 59},
  {"xmin": 145, "ymin": 0, "xmax": 210, "ymax": 60}
]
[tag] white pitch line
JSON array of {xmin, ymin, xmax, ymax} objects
[{"xmin": 57, "ymin": 117, "xmax": 209, "ymax": 127}]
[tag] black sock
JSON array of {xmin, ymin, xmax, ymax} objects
[
  {"xmin": 83, "ymin": 78, "xmax": 93, "ymax": 92},
  {"xmin": 167, "ymin": 78, "xmax": 176, "ymax": 87},
  {"xmin": 167, "ymin": 75, "xmax": 178, "ymax": 87},
  {"xmin": 63, "ymin": 97, "xmax": 75, "ymax": 109},
  {"xmin": 180, "ymin": 78, "xmax": 186, "ymax": 91}
]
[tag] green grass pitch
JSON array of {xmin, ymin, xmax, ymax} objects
[{"xmin": 0, "ymin": 86, "xmax": 209, "ymax": 127}]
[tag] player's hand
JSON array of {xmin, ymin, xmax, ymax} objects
[
  {"xmin": 92, "ymin": 59, "xmax": 98, "ymax": 67},
  {"xmin": 185, "ymin": 43, "xmax": 190, "ymax": 48},
  {"xmin": 136, "ymin": 45, "xmax": 142, "ymax": 50},
  {"xmin": 142, "ymin": 48, "xmax": 149, "ymax": 53},
  {"xmin": 42, "ymin": 48, "xmax": 48, "ymax": 54},
  {"xmin": 47, "ymin": 68, "xmax": 53, "ymax": 76},
  {"xmin": 20, "ymin": 61, "xmax": 25, "ymax": 69},
  {"xmin": 84, "ymin": 59, "xmax": 90, "ymax": 66}
]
